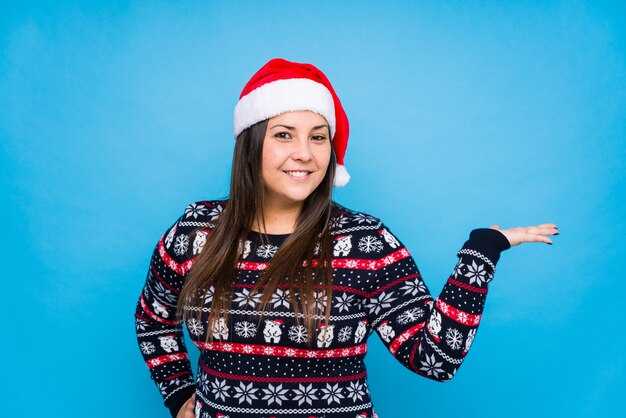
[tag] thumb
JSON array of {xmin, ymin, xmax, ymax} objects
[{"xmin": 489, "ymin": 224, "xmax": 500, "ymax": 230}]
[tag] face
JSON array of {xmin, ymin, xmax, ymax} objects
[{"xmin": 261, "ymin": 110, "xmax": 332, "ymax": 210}]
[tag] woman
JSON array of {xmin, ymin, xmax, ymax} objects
[{"xmin": 135, "ymin": 58, "xmax": 558, "ymax": 418}]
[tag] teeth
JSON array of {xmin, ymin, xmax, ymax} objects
[{"xmin": 285, "ymin": 171, "xmax": 310, "ymax": 177}]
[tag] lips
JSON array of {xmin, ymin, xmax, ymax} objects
[{"xmin": 283, "ymin": 170, "xmax": 313, "ymax": 179}]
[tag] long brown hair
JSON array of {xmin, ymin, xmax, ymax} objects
[{"xmin": 176, "ymin": 118, "xmax": 338, "ymax": 347}]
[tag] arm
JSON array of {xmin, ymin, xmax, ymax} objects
[
  {"xmin": 134, "ymin": 207, "xmax": 200, "ymax": 416},
  {"xmin": 365, "ymin": 222, "xmax": 510, "ymax": 381}
]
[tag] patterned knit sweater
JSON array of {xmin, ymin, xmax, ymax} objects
[{"xmin": 135, "ymin": 199, "xmax": 511, "ymax": 418}]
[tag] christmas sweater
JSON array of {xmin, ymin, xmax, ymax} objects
[{"xmin": 135, "ymin": 199, "xmax": 511, "ymax": 418}]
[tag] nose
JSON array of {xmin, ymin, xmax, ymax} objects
[{"xmin": 291, "ymin": 136, "xmax": 313, "ymax": 161}]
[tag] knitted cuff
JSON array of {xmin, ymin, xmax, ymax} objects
[
  {"xmin": 461, "ymin": 228, "xmax": 511, "ymax": 267},
  {"xmin": 166, "ymin": 385, "xmax": 196, "ymax": 418}
]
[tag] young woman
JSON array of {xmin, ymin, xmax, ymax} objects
[{"xmin": 135, "ymin": 58, "xmax": 558, "ymax": 418}]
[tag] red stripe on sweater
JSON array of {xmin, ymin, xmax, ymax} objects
[
  {"xmin": 192, "ymin": 341, "xmax": 367, "ymax": 359},
  {"xmin": 150, "ymin": 264, "xmax": 180, "ymax": 294},
  {"xmin": 139, "ymin": 294, "xmax": 177, "ymax": 326},
  {"xmin": 436, "ymin": 298, "xmax": 481, "ymax": 326},
  {"xmin": 199, "ymin": 359, "xmax": 367, "ymax": 383},
  {"xmin": 409, "ymin": 337, "xmax": 422, "ymax": 373},
  {"xmin": 158, "ymin": 236, "xmax": 196, "ymax": 276},
  {"xmin": 236, "ymin": 248, "xmax": 412, "ymax": 271},
  {"xmin": 146, "ymin": 352, "xmax": 189, "ymax": 369},
  {"xmin": 367, "ymin": 273, "xmax": 421, "ymax": 298},
  {"xmin": 165, "ymin": 371, "xmax": 193, "ymax": 381},
  {"xmin": 447, "ymin": 277, "xmax": 488, "ymax": 294},
  {"xmin": 388, "ymin": 322, "xmax": 425, "ymax": 355}
]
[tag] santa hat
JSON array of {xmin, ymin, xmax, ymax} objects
[{"xmin": 233, "ymin": 58, "xmax": 351, "ymax": 187}]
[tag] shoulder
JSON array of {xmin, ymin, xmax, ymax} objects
[
  {"xmin": 166, "ymin": 198, "xmax": 227, "ymax": 238},
  {"xmin": 160, "ymin": 198, "xmax": 228, "ymax": 261},
  {"xmin": 329, "ymin": 203, "xmax": 407, "ymax": 259},
  {"xmin": 176, "ymin": 199, "xmax": 228, "ymax": 225},
  {"xmin": 329, "ymin": 202, "xmax": 384, "ymax": 235}
]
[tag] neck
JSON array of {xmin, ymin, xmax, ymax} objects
[{"xmin": 252, "ymin": 199, "xmax": 303, "ymax": 234}]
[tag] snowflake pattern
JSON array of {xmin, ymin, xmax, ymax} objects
[
  {"xmin": 210, "ymin": 378, "xmax": 231, "ymax": 402},
  {"xmin": 164, "ymin": 224, "xmax": 176, "ymax": 248},
  {"xmin": 453, "ymin": 260, "xmax": 465, "ymax": 279},
  {"xmin": 358, "ymin": 235, "xmax": 383, "ymax": 253},
  {"xmin": 288, "ymin": 325, "xmax": 308, "ymax": 344},
  {"xmin": 329, "ymin": 214, "xmax": 349, "ymax": 229},
  {"xmin": 400, "ymin": 278, "xmax": 427, "ymax": 296},
  {"xmin": 396, "ymin": 307, "xmax": 425, "ymax": 324},
  {"xmin": 465, "ymin": 260, "xmax": 488, "ymax": 286},
  {"xmin": 153, "ymin": 281, "xmax": 176, "ymax": 303},
  {"xmin": 345, "ymin": 380, "xmax": 365, "ymax": 402},
  {"xmin": 173, "ymin": 234, "xmax": 189, "ymax": 256},
  {"xmin": 445, "ymin": 327, "xmax": 463, "ymax": 350},
  {"xmin": 333, "ymin": 292, "xmax": 354, "ymax": 313},
  {"xmin": 257, "ymin": 244, "xmax": 278, "ymax": 258},
  {"xmin": 271, "ymin": 288, "xmax": 291, "ymax": 309},
  {"xmin": 208, "ymin": 204, "xmax": 223, "ymax": 220},
  {"xmin": 185, "ymin": 202, "xmax": 208, "ymax": 219},
  {"xmin": 233, "ymin": 381, "xmax": 258, "ymax": 405},
  {"xmin": 234, "ymin": 321, "xmax": 257, "ymax": 338},
  {"xmin": 261, "ymin": 383, "xmax": 289, "ymax": 406},
  {"xmin": 135, "ymin": 318, "xmax": 148, "ymax": 331},
  {"xmin": 313, "ymin": 290, "xmax": 327, "ymax": 310},
  {"xmin": 292, "ymin": 383, "xmax": 318, "ymax": 406},
  {"xmin": 365, "ymin": 291, "xmax": 398, "ymax": 315},
  {"xmin": 198, "ymin": 371, "xmax": 210, "ymax": 393},
  {"xmin": 353, "ymin": 213, "xmax": 377, "ymax": 224},
  {"xmin": 233, "ymin": 289, "xmax": 261, "ymax": 308},
  {"xmin": 139, "ymin": 341, "xmax": 155, "ymax": 355},
  {"xmin": 420, "ymin": 353, "xmax": 445, "ymax": 378},
  {"xmin": 203, "ymin": 285, "xmax": 215, "ymax": 303},
  {"xmin": 337, "ymin": 326, "xmax": 352, "ymax": 342},
  {"xmin": 320, "ymin": 382, "xmax": 345, "ymax": 405},
  {"xmin": 186, "ymin": 318, "xmax": 204, "ymax": 336}
]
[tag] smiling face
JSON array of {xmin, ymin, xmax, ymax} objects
[{"xmin": 261, "ymin": 110, "xmax": 332, "ymax": 212}]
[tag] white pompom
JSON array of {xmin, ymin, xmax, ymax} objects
[{"xmin": 333, "ymin": 164, "xmax": 350, "ymax": 187}]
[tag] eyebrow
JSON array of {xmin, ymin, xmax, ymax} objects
[{"xmin": 270, "ymin": 124, "xmax": 329, "ymax": 131}]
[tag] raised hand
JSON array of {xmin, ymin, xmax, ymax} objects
[{"xmin": 489, "ymin": 223, "xmax": 558, "ymax": 247}]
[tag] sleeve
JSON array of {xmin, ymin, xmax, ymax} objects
[
  {"xmin": 364, "ymin": 221, "xmax": 511, "ymax": 381},
  {"xmin": 134, "ymin": 206, "xmax": 200, "ymax": 417}
]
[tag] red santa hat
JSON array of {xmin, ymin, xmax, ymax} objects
[{"xmin": 234, "ymin": 58, "xmax": 351, "ymax": 187}]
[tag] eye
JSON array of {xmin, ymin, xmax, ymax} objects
[
  {"xmin": 311, "ymin": 135, "xmax": 327, "ymax": 142},
  {"xmin": 274, "ymin": 132, "xmax": 291, "ymax": 139}
]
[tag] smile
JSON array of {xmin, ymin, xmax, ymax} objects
[{"xmin": 283, "ymin": 171, "xmax": 312, "ymax": 179}]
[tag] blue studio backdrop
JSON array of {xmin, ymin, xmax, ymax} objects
[{"xmin": 1, "ymin": 1, "xmax": 625, "ymax": 417}]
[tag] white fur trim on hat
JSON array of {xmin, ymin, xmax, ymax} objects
[
  {"xmin": 333, "ymin": 164, "xmax": 350, "ymax": 187},
  {"xmin": 234, "ymin": 78, "xmax": 336, "ymax": 139}
]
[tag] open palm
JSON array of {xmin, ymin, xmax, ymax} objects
[{"xmin": 489, "ymin": 223, "xmax": 558, "ymax": 247}]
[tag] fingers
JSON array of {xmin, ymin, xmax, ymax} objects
[
  {"xmin": 502, "ymin": 224, "xmax": 559, "ymax": 246},
  {"xmin": 527, "ymin": 224, "xmax": 559, "ymax": 245}
]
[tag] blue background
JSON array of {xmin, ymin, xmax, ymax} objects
[{"xmin": 2, "ymin": 1, "xmax": 625, "ymax": 417}]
